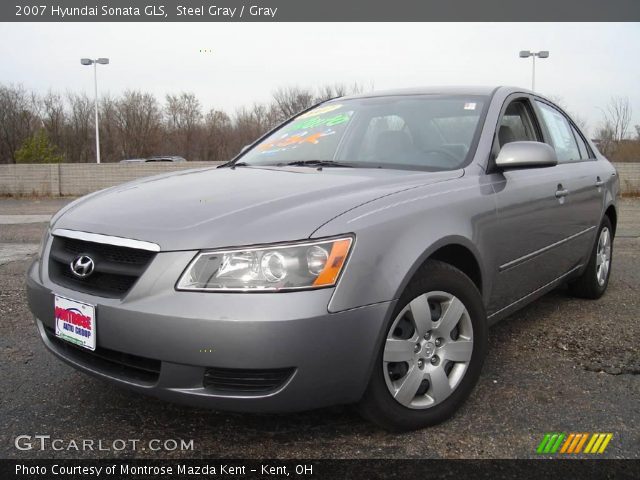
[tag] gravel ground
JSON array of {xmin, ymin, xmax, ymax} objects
[{"xmin": 0, "ymin": 198, "xmax": 638, "ymax": 459}]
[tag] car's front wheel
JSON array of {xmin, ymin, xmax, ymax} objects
[{"xmin": 358, "ymin": 260, "xmax": 487, "ymax": 431}]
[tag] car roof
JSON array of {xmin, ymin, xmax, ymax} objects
[{"xmin": 338, "ymin": 86, "xmax": 531, "ymax": 101}]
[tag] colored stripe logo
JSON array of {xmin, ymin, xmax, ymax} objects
[{"xmin": 536, "ymin": 433, "xmax": 613, "ymax": 454}]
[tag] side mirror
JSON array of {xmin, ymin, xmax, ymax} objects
[
  {"xmin": 240, "ymin": 144, "xmax": 251, "ymax": 154},
  {"xmin": 495, "ymin": 141, "xmax": 558, "ymax": 169}
]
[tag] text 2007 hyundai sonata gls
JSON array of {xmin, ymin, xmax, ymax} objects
[{"xmin": 27, "ymin": 86, "xmax": 618, "ymax": 430}]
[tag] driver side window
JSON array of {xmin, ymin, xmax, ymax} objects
[{"xmin": 498, "ymin": 100, "xmax": 539, "ymax": 148}]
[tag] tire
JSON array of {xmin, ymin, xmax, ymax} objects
[
  {"xmin": 568, "ymin": 216, "xmax": 613, "ymax": 300},
  {"xmin": 358, "ymin": 260, "xmax": 487, "ymax": 431}
]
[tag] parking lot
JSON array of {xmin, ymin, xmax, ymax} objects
[{"xmin": 1, "ymin": 197, "xmax": 638, "ymax": 459}]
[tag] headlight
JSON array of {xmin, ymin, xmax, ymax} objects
[{"xmin": 176, "ymin": 236, "xmax": 353, "ymax": 292}]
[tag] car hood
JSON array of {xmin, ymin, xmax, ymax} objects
[{"xmin": 53, "ymin": 166, "xmax": 462, "ymax": 251}]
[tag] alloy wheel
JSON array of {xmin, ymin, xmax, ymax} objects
[
  {"xmin": 383, "ymin": 291, "xmax": 473, "ymax": 409},
  {"xmin": 596, "ymin": 227, "xmax": 611, "ymax": 287}
]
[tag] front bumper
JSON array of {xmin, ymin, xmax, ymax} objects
[{"xmin": 26, "ymin": 254, "xmax": 392, "ymax": 412}]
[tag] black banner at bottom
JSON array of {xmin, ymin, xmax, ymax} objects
[{"xmin": 2, "ymin": 459, "xmax": 640, "ymax": 480}]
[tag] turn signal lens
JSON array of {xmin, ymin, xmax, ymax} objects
[{"xmin": 313, "ymin": 239, "xmax": 352, "ymax": 287}]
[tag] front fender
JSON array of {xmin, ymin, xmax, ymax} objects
[{"xmin": 313, "ymin": 175, "xmax": 498, "ymax": 313}]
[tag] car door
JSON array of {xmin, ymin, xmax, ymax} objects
[
  {"xmin": 533, "ymin": 100, "xmax": 603, "ymax": 267},
  {"xmin": 485, "ymin": 96, "xmax": 578, "ymax": 316}
]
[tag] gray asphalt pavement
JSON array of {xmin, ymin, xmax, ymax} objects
[{"xmin": 1, "ymin": 197, "xmax": 638, "ymax": 459}]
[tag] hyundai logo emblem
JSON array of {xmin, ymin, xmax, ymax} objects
[{"xmin": 70, "ymin": 255, "xmax": 95, "ymax": 278}]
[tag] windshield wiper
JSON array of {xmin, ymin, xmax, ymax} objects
[
  {"xmin": 225, "ymin": 161, "xmax": 249, "ymax": 169},
  {"xmin": 282, "ymin": 160, "xmax": 354, "ymax": 168}
]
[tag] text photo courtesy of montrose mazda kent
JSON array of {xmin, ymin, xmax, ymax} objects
[{"xmin": 26, "ymin": 86, "xmax": 618, "ymax": 431}]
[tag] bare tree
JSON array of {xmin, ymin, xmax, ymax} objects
[
  {"xmin": 203, "ymin": 109, "xmax": 233, "ymax": 161},
  {"xmin": 603, "ymin": 96, "xmax": 632, "ymax": 141},
  {"xmin": 99, "ymin": 94, "xmax": 121, "ymax": 162},
  {"xmin": 315, "ymin": 82, "xmax": 368, "ymax": 102},
  {"xmin": 595, "ymin": 122, "xmax": 616, "ymax": 158},
  {"xmin": 41, "ymin": 91, "xmax": 66, "ymax": 149},
  {"xmin": 65, "ymin": 92, "xmax": 94, "ymax": 163},
  {"xmin": 232, "ymin": 104, "xmax": 271, "ymax": 152},
  {"xmin": 165, "ymin": 92, "xmax": 202, "ymax": 130},
  {"xmin": 0, "ymin": 81, "xmax": 379, "ymax": 163},
  {"xmin": 0, "ymin": 84, "xmax": 39, "ymax": 163},
  {"xmin": 272, "ymin": 86, "xmax": 315, "ymax": 122},
  {"xmin": 112, "ymin": 90, "xmax": 163, "ymax": 158},
  {"xmin": 165, "ymin": 92, "xmax": 203, "ymax": 160}
]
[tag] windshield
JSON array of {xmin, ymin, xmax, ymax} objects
[{"xmin": 237, "ymin": 95, "xmax": 488, "ymax": 171}]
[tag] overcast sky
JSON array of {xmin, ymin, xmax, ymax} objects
[{"xmin": 1, "ymin": 22, "xmax": 639, "ymax": 136}]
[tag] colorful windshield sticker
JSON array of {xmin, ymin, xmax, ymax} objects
[
  {"xmin": 297, "ymin": 104, "xmax": 343, "ymax": 119},
  {"xmin": 256, "ymin": 107, "xmax": 352, "ymax": 155},
  {"xmin": 287, "ymin": 112, "xmax": 351, "ymax": 132},
  {"xmin": 258, "ymin": 130, "xmax": 337, "ymax": 154}
]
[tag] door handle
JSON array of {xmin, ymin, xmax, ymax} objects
[
  {"xmin": 555, "ymin": 189, "xmax": 569, "ymax": 198},
  {"xmin": 595, "ymin": 177, "xmax": 604, "ymax": 187}
]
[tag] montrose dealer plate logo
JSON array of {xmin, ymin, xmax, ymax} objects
[{"xmin": 54, "ymin": 295, "xmax": 96, "ymax": 351}]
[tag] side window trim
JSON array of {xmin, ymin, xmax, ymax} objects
[
  {"xmin": 570, "ymin": 123, "xmax": 596, "ymax": 160},
  {"xmin": 570, "ymin": 124, "xmax": 590, "ymax": 161}
]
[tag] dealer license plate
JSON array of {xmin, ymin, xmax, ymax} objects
[{"xmin": 54, "ymin": 295, "xmax": 96, "ymax": 351}]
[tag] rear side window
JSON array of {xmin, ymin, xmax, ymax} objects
[{"xmin": 535, "ymin": 101, "xmax": 581, "ymax": 163}]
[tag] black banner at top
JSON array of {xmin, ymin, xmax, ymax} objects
[{"xmin": 2, "ymin": 0, "xmax": 640, "ymax": 22}]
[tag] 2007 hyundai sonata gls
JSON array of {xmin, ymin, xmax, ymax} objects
[{"xmin": 27, "ymin": 86, "xmax": 618, "ymax": 430}]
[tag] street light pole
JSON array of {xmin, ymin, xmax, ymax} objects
[
  {"xmin": 81, "ymin": 58, "xmax": 109, "ymax": 164},
  {"xmin": 518, "ymin": 50, "xmax": 549, "ymax": 91},
  {"xmin": 531, "ymin": 54, "xmax": 536, "ymax": 91},
  {"xmin": 93, "ymin": 61, "xmax": 100, "ymax": 164}
]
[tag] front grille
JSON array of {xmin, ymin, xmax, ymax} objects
[
  {"xmin": 48, "ymin": 236, "xmax": 156, "ymax": 298},
  {"xmin": 203, "ymin": 367, "xmax": 295, "ymax": 394},
  {"xmin": 44, "ymin": 326, "xmax": 161, "ymax": 384}
]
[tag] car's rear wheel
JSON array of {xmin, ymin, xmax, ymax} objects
[
  {"xmin": 568, "ymin": 216, "xmax": 613, "ymax": 299},
  {"xmin": 358, "ymin": 260, "xmax": 487, "ymax": 431}
]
